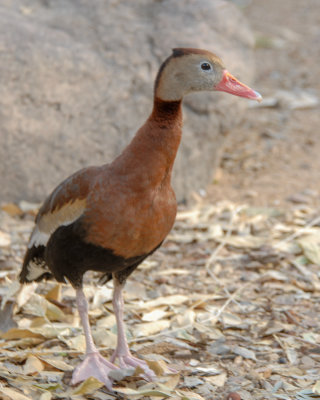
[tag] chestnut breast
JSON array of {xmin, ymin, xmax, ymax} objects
[{"xmin": 83, "ymin": 171, "xmax": 177, "ymax": 258}]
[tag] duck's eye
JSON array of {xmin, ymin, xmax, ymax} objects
[{"xmin": 201, "ymin": 62, "xmax": 211, "ymax": 71}]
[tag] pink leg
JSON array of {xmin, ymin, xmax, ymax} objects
[
  {"xmin": 110, "ymin": 278, "xmax": 155, "ymax": 380},
  {"xmin": 71, "ymin": 288, "xmax": 118, "ymax": 389}
]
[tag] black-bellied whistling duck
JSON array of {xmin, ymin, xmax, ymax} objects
[{"xmin": 20, "ymin": 48, "xmax": 261, "ymax": 389}]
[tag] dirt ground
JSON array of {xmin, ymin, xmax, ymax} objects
[{"xmin": 209, "ymin": 0, "xmax": 320, "ymax": 209}]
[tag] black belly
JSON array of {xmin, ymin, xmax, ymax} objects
[{"xmin": 45, "ymin": 223, "xmax": 161, "ymax": 288}]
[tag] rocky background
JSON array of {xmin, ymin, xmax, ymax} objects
[{"xmin": 0, "ymin": 0, "xmax": 256, "ymax": 203}]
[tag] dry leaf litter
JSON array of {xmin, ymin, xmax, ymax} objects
[{"xmin": 0, "ymin": 200, "xmax": 320, "ymax": 400}]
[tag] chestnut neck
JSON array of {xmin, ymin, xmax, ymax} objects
[
  {"xmin": 148, "ymin": 97, "xmax": 183, "ymax": 172},
  {"xmin": 150, "ymin": 97, "xmax": 182, "ymax": 123},
  {"xmin": 111, "ymin": 97, "xmax": 183, "ymax": 188}
]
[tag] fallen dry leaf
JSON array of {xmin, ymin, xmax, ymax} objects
[
  {"xmin": 16, "ymin": 282, "xmax": 38, "ymax": 309},
  {"xmin": 313, "ymin": 381, "xmax": 320, "ymax": 394},
  {"xmin": 22, "ymin": 293, "xmax": 67, "ymax": 322},
  {"xmin": 0, "ymin": 387, "xmax": 32, "ymax": 400},
  {"xmin": 142, "ymin": 308, "xmax": 169, "ymax": 322},
  {"xmin": 142, "ymin": 295, "xmax": 189, "ymax": 308},
  {"xmin": 1, "ymin": 327, "xmax": 45, "ymax": 340},
  {"xmin": 38, "ymin": 356, "xmax": 73, "ymax": 371},
  {"xmin": 45, "ymin": 284, "xmax": 62, "ymax": 303},
  {"xmin": 178, "ymin": 389, "xmax": 206, "ymax": 399},
  {"xmin": 23, "ymin": 355, "xmax": 44, "ymax": 375},
  {"xmin": 70, "ymin": 377, "xmax": 105, "ymax": 395},
  {"xmin": 298, "ymin": 235, "xmax": 320, "ymax": 265},
  {"xmin": 147, "ymin": 359, "xmax": 174, "ymax": 376},
  {"xmin": 115, "ymin": 384, "xmax": 173, "ymax": 398},
  {"xmin": 39, "ymin": 392, "xmax": 52, "ymax": 400},
  {"xmin": 204, "ymin": 373, "xmax": 227, "ymax": 387},
  {"xmin": 134, "ymin": 320, "xmax": 171, "ymax": 337},
  {"xmin": 233, "ymin": 345, "xmax": 257, "ymax": 361}
]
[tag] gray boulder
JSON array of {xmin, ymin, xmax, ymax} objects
[{"xmin": 0, "ymin": 0, "xmax": 255, "ymax": 203}]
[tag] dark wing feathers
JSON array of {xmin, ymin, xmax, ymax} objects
[{"xmin": 20, "ymin": 166, "xmax": 100, "ymax": 283}]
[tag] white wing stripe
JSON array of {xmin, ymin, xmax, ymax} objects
[
  {"xmin": 28, "ymin": 227, "xmax": 50, "ymax": 248},
  {"xmin": 28, "ymin": 199, "xmax": 86, "ymax": 248}
]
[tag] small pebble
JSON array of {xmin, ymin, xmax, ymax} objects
[
  {"xmin": 184, "ymin": 376, "xmax": 204, "ymax": 387},
  {"xmin": 286, "ymin": 193, "xmax": 310, "ymax": 204},
  {"xmin": 209, "ymin": 338, "xmax": 230, "ymax": 355}
]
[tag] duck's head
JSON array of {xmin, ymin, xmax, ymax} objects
[{"xmin": 155, "ymin": 48, "xmax": 262, "ymax": 102}]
